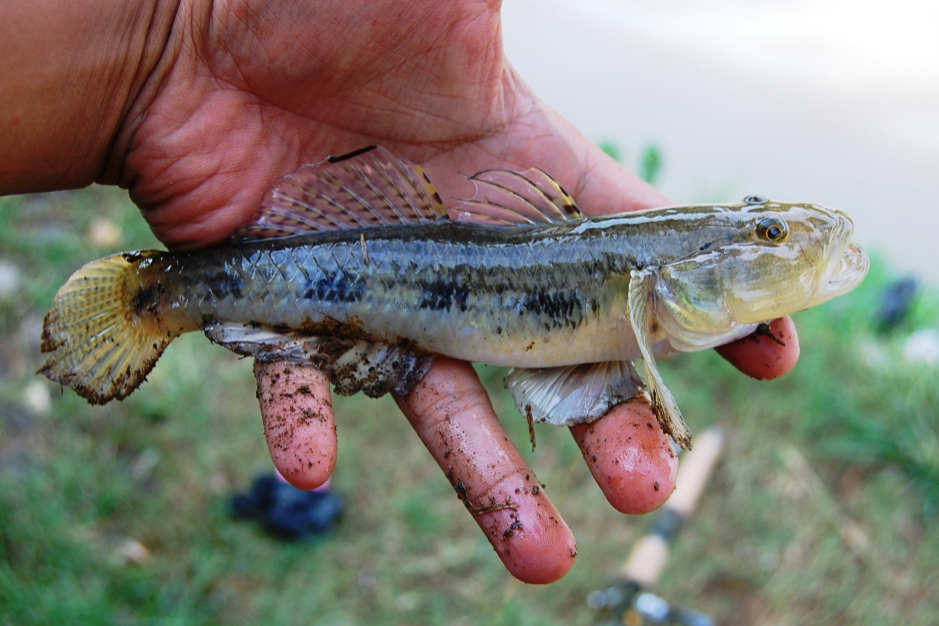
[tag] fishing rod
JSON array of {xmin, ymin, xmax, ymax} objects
[{"xmin": 589, "ymin": 427, "xmax": 725, "ymax": 626}]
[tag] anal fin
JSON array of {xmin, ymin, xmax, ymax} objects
[{"xmin": 203, "ymin": 322, "xmax": 432, "ymax": 398}]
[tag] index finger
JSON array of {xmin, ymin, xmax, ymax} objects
[{"xmin": 395, "ymin": 358, "xmax": 578, "ymax": 584}]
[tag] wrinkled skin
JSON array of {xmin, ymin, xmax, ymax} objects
[{"xmin": 4, "ymin": 0, "xmax": 799, "ymax": 583}]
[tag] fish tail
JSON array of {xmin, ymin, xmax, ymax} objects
[{"xmin": 38, "ymin": 251, "xmax": 187, "ymax": 404}]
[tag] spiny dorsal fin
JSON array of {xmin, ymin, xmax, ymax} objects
[
  {"xmin": 453, "ymin": 167, "xmax": 585, "ymax": 225},
  {"xmin": 233, "ymin": 146, "xmax": 449, "ymax": 241}
]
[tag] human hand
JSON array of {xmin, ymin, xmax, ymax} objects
[{"xmin": 2, "ymin": 0, "xmax": 800, "ymax": 583}]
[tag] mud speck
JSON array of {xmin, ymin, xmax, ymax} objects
[{"xmin": 502, "ymin": 519, "xmax": 524, "ymax": 540}]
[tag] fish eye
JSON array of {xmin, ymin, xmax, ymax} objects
[
  {"xmin": 743, "ymin": 195, "xmax": 768, "ymax": 204},
  {"xmin": 757, "ymin": 215, "xmax": 789, "ymax": 242}
]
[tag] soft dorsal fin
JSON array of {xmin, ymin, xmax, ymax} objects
[
  {"xmin": 453, "ymin": 167, "xmax": 585, "ymax": 225},
  {"xmin": 233, "ymin": 146, "xmax": 449, "ymax": 241}
]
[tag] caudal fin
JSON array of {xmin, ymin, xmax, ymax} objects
[{"xmin": 38, "ymin": 252, "xmax": 181, "ymax": 404}]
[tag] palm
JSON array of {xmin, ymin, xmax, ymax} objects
[{"xmin": 116, "ymin": 0, "xmax": 662, "ymax": 248}]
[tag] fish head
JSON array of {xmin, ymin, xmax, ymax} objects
[{"xmin": 654, "ymin": 196, "xmax": 869, "ymax": 350}]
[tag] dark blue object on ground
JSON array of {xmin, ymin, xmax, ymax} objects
[
  {"xmin": 877, "ymin": 276, "xmax": 919, "ymax": 332},
  {"xmin": 231, "ymin": 474, "xmax": 343, "ymax": 539}
]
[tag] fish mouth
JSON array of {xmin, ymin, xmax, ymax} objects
[{"xmin": 822, "ymin": 241, "xmax": 869, "ymax": 298}]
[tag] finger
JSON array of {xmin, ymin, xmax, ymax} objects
[
  {"xmin": 716, "ymin": 316, "xmax": 800, "ymax": 380},
  {"xmin": 570, "ymin": 398, "xmax": 679, "ymax": 515},
  {"xmin": 395, "ymin": 358, "xmax": 577, "ymax": 584},
  {"xmin": 254, "ymin": 361, "xmax": 337, "ymax": 490}
]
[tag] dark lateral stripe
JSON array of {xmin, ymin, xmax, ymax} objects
[
  {"xmin": 302, "ymin": 273, "xmax": 365, "ymax": 303},
  {"xmin": 411, "ymin": 273, "xmax": 588, "ymax": 330},
  {"xmin": 417, "ymin": 279, "xmax": 471, "ymax": 312},
  {"xmin": 519, "ymin": 289, "xmax": 585, "ymax": 330},
  {"xmin": 204, "ymin": 271, "xmax": 245, "ymax": 299}
]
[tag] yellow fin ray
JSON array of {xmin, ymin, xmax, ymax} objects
[{"xmin": 38, "ymin": 252, "xmax": 181, "ymax": 404}]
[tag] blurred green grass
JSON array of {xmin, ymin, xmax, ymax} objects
[{"xmin": 1, "ymin": 186, "xmax": 938, "ymax": 625}]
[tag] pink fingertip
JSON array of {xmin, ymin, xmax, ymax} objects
[
  {"xmin": 255, "ymin": 361, "xmax": 337, "ymax": 491},
  {"xmin": 571, "ymin": 399, "xmax": 679, "ymax": 514},
  {"xmin": 396, "ymin": 358, "xmax": 577, "ymax": 584},
  {"xmin": 716, "ymin": 316, "xmax": 800, "ymax": 380}
]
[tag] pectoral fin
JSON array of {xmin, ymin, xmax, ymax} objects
[
  {"xmin": 203, "ymin": 322, "xmax": 432, "ymax": 398},
  {"xmin": 505, "ymin": 361, "xmax": 645, "ymax": 427},
  {"xmin": 628, "ymin": 269, "xmax": 693, "ymax": 449}
]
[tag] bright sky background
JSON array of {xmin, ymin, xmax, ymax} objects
[{"xmin": 503, "ymin": 0, "xmax": 939, "ymax": 280}]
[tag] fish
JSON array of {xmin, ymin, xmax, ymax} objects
[{"xmin": 38, "ymin": 146, "xmax": 869, "ymax": 448}]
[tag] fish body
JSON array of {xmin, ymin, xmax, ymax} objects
[{"xmin": 39, "ymin": 147, "xmax": 868, "ymax": 447}]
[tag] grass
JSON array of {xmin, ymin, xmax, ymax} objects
[{"xmin": 1, "ymin": 187, "xmax": 938, "ymax": 625}]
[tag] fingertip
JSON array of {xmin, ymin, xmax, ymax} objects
[
  {"xmin": 396, "ymin": 358, "xmax": 576, "ymax": 584},
  {"xmin": 254, "ymin": 361, "xmax": 337, "ymax": 490},
  {"xmin": 571, "ymin": 399, "xmax": 679, "ymax": 514},
  {"xmin": 472, "ymin": 475, "xmax": 578, "ymax": 585},
  {"xmin": 716, "ymin": 316, "xmax": 800, "ymax": 380}
]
